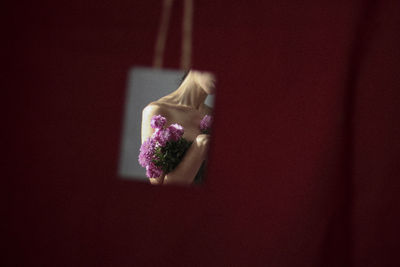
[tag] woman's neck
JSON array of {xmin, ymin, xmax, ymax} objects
[{"xmin": 168, "ymin": 80, "xmax": 207, "ymax": 110}]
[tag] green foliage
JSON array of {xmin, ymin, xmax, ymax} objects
[
  {"xmin": 201, "ymin": 129, "xmax": 210, "ymax": 135},
  {"xmin": 152, "ymin": 138, "xmax": 193, "ymax": 174}
]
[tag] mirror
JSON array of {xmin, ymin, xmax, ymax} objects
[{"xmin": 119, "ymin": 67, "xmax": 216, "ymax": 185}]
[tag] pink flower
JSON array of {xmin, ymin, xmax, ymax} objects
[
  {"xmin": 152, "ymin": 128, "xmax": 172, "ymax": 146},
  {"xmin": 150, "ymin": 115, "xmax": 167, "ymax": 129},
  {"xmin": 200, "ymin": 115, "xmax": 213, "ymax": 133},
  {"xmin": 168, "ymin": 124, "xmax": 184, "ymax": 141},
  {"xmin": 146, "ymin": 162, "xmax": 162, "ymax": 178},
  {"xmin": 138, "ymin": 137, "xmax": 156, "ymax": 167}
]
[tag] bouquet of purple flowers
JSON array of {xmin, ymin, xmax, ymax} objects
[{"xmin": 139, "ymin": 114, "xmax": 212, "ymax": 178}]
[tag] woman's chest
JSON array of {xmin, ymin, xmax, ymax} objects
[{"xmin": 169, "ymin": 111, "xmax": 205, "ymax": 142}]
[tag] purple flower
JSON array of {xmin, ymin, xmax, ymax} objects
[
  {"xmin": 150, "ymin": 115, "xmax": 167, "ymax": 130},
  {"xmin": 138, "ymin": 137, "xmax": 157, "ymax": 167},
  {"xmin": 146, "ymin": 162, "xmax": 162, "ymax": 178},
  {"xmin": 139, "ymin": 115, "xmax": 189, "ymax": 179},
  {"xmin": 200, "ymin": 115, "xmax": 213, "ymax": 132},
  {"xmin": 152, "ymin": 128, "xmax": 172, "ymax": 146},
  {"xmin": 168, "ymin": 124, "xmax": 184, "ymax": 141}
]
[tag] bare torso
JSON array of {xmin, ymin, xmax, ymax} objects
[{"xmin": 146, "ymin": 99, "xmax": 212, "ymax": 142}]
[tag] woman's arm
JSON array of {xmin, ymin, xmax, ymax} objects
[
  {"xmin": 163, "ymin": 134, "xmax": 209, "ymax": 185},
  {"xmin": 141, "ymin": 104, "xmax": 209, "ymax": 185}
]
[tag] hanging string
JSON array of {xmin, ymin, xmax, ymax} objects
[
  {"xmin": 153, "ymin": 0, "xmax": 174, "ymax": 68},
  {"xmin": 153, "ymin": 0, "xmax": 193, "ymax": 70},
  {"xmin": 181, "ymin": 0, "xmax": 193, "ymax": 70}
]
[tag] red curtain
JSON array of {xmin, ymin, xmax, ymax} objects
[{"xmin": 5, "ymin": 0, "xmax": 400, "ymax": 266}]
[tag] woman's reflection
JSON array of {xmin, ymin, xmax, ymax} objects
[{"xmin": 140, "ymin": 70, "xmax": 215, "ymax": 185}]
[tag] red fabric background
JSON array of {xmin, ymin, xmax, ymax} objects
[{"xmin": 5, "ymin": 0, "xmax": 400, "ymax": 266}]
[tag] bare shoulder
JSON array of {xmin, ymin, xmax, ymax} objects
[
  {"xmin": 142, "ymin": 102, "xmax": 170, "ymax": 118},
  {"xmin": 141, "ymin": 102, "xmax": 171, "ymax": 143}
]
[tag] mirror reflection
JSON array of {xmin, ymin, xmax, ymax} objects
[{"xmin": 119, "ymin": 68, "xmax": 216, "ymax": 186}]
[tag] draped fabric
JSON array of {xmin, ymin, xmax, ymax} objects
[{"xmin": 5, "ymin": 0, "xmax": 400, "ymax": 266}]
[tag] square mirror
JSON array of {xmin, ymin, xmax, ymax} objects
[{"xmin": 119, "ymin": 67, "xmax": 215, "ymax": 185}]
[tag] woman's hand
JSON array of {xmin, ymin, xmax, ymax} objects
[
  {"xmin": 195, "ymin": 134, "xmax": 211, "ymax": 159},
  {"xmin": 161, "ymin": 134, "xmax": 210, "ymax": 185}
]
